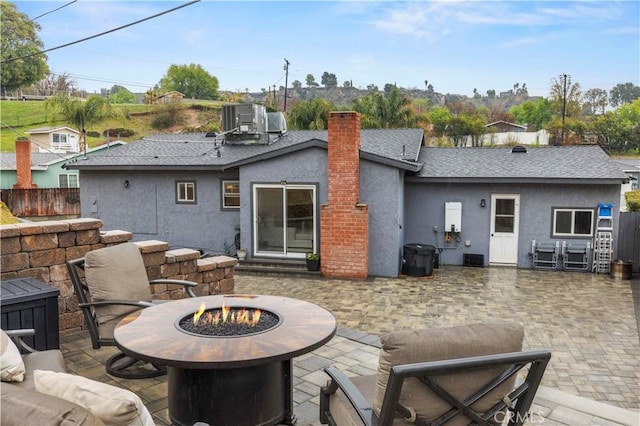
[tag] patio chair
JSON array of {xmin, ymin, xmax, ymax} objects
[
  {"xmin": 67, "ymin": 242, "xmax": 198, "ymax": 379},
  {"xmin": 320, "ymin": 322, "xmax": 551, "ymax": 426}
]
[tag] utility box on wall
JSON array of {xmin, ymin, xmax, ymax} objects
[{"xmin": 445, "ymin": 202, "xmax": 462, "ymax": 232}]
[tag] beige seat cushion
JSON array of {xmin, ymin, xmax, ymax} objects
[
  {"xmin": 0, "ymin": 329, "xmax": 25, "ymax": 382},
  {"xmin": 35, "ymin": 370, "xmax": 154, "ymax": 426},
  {"xmin": 1, "ymin": 385, "xmax": 105, "ymax": 426},
  {"xmin": 328, "ymin": 374, "xmax": 378, "ymax": 426},
  {"xmin": 373, "ymin": 322, "xmax": 524, "ymax": 425},
  {"xmin": 16, "ymin": 349, "xmax": 67, "ymax": 390},
  {"xmin": 84, "ymin": 243, "xmax": 152, "ymax": 334}
]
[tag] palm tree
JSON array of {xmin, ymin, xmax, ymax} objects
[
  {"xmin": 45, "ymin": 94, "xmax": 113, "ymax": 154},
  {"xmin": 287, "ymin": 98, "xmax": 333, "ymax": 130}
]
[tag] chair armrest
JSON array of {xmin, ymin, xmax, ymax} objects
[
  {"xmin": 150, "ymin": 279, "xmax": 197, "ymax": 298},
  {"xmin": 320, "ymin": 365, "xmax": 374, "ymax": 426},
  {"xmin": 79, "ymin": 300, "xmax": 154, "ymax": 309},
  {"xmin": 4, "ymin": 329, "xmax": 37, "ymax": 353}
]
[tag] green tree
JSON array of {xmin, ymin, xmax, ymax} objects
[
  {"xmin": 292, "ymin": 80, "xmax": 302, "ymax": 91},
  {"xmin": 509, "ymin": 98, "xmax": 553, "ymax": 131},
  {"xmin": 350, "ymin": 87, "xmax": 421, "ymax": 129},
  {"xmin": 287, "ymin": 98, "xmax": 334, "ymax": 130},
  {"xmin": 591, "ymin": 99, "xmax": 640, "ymax": 153},
  {"xmin": 109, "ymin": 87, "xmax": 137, "ymax": 104},
  {"xmin": 427, "ymin": 107, "xmax": 452, "ymax": 137},
  {"xmin": 305, "ymin": 74, "xmax": 318, "ymax": 87},
  {"xmin": 609, "ymin": 82, "xmax": 640, "ymax": 108},
  {"xmin": 583, "ymin": 88, "xmax": 608, "ymax": 115},
  {"xmin": 1, "ymin": 1, "xmax": 49, "ymax": 95},
  {"xmin": 45, "ymin": 94, "xmax": 113, "ymax": 152},
  {"xmin": 320, "ymin": 72, "xmax": 337, "ymax": 88},
  {"xmin": 160, "ymin": 63, "xmax": 219, "ymax": 100}
]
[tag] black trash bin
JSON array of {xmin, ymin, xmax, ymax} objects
[{"xmin": 402, "ymin": 244, "xmax": 435, "ymax": 277}]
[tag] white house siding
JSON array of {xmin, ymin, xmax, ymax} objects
[{"xmin": 456, "ymin": 130, "xmax": 550, "ymax": 147}]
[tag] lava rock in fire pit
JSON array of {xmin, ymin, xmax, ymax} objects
[{"xmin": 179, "ymin": 308, "xmax": 280, "ymax": 337}]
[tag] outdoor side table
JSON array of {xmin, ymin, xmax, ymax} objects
[{"xmin": 0, "ymin": 277, "xmax": 60, "ymax": 351}]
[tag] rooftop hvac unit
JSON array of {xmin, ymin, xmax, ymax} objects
[
  {"xmin": 221, "ymin": 104, "xmax": 267, "ymax": 141},
  {"xmin": 267, "ymin": 112, "xmax": 287, "ymax": 134}
]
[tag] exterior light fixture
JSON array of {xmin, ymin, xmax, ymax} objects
[
  {"xmin": 124, "ymin": 180, "xmax": 130, "ymax": 188},
  {"xmin": 480, "ymin": 199, "xmax": 486, "ymax": 208}
]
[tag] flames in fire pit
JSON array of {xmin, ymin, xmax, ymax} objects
[{"xmin": 178, "ymin": 302, "xmax": 280, "ymax": 337}]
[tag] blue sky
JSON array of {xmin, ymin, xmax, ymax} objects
[{"xmin": 13, "ymin": 1, "xmax": 640, "ymax": 98}]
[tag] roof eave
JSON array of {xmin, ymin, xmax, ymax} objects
[{"xmin": 407, "ymin": 177, "xmax": 626, "ymax": 184}]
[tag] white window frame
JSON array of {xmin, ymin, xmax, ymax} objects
[
  {"xmin": 222, "ymin": 180, "xmax": 240, "ymax": 209},
  {"xmin": 58, "ymin": 173, "xmax": 79, "ymax": 188},
  {"xmin": 52, "ymin": 133, "xmax": 68, "ymax": 145},
  {"xmin": 176, "ymin": 181, "xmax": 196, "ymax": 204},
  {"xmin": 552, "ymin": 208, "xmax": 594, "ymax": 237}
]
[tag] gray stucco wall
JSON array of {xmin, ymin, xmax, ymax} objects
[
  {"xmin": 240, "ymin": 147, "xmax": 405, "ymax": 277},
  {"xmin": 360, "ymin": 161, "xmax": 404, "ymax": 277},
  {"xmin": 404, "ymin": 181, "xmax": 622, "ymax": 268},
  {"xmin": 239, "ymin": 148, "xmax": 328, "ymax": 256},
  {"xmin": 78, "ymin": 170, "xmax": 240, "ymax": 253}
]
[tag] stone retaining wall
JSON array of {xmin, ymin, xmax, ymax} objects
[{"xmin": 0, "ymin": 218, "xmax": 237, "ymax": 335}]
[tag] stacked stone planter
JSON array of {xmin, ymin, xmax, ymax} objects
[{"xmin": 0, "ymin": 218, "xmax": 237, "ymax": 334}]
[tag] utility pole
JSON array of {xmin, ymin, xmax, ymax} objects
[
  {"xmin": 283, "ymin": 58, "xmax": 290, "ymax": 112},
  {"xmin": 561, "ymin": 73, "xmax": 567, "ymax": 145}
]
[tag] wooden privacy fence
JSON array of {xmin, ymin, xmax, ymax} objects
[
  {"xmin": 617, "ymin": 212, "xmax": 640, "ymax": 273},
  {"xmin": 1, "ymin": 188, "xmax": 80, "ymax": 217}
]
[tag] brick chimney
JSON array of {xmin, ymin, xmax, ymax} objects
[
  {"xmin": 13, "ymin": 138, "xmax": 37, "ymax": 189},
  {"xmin": 320, "ymin": 112, "xmax": 369, "ymax": 279}
]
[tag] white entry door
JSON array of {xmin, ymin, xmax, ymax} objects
[{"xmin": 489, "ymin": 194, "xmax": 520, "ymax": 264}]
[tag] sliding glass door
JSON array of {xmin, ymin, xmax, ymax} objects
[{"xmin": 253, "ymin": 184, "xmax": 316, "ymax": 258}]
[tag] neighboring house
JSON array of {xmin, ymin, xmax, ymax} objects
[
  {"xmin": 456, "ymin": 121, "xmax": 549, "ymax": 146},
  {"xmin": 611, "ymin": 158, "xmax": 640, "ymax": 211},
  {"xmin": 156, "ymin": 91, "xmax": 185, "ymax": 104},
  {"xmin": 1, "ymin": 139, "xmax": 125, "ymax": 189},
  {"xmin": 485, "ymin": 121, "xmax": 527, "ymax": 133},
  {"xmin": 24, "ymin": 126, "xmax": 80, "ymax": 153},
  {"xmin": 66, "ymin": 108, "xmax": 628, "ymax": 278}
]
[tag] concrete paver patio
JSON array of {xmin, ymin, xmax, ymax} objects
[
  {"xmin": 235, "ymin": 266, "xmax": 639, "ymax": 411},
  {"xmin": 59, "ymin": 266, "xmax": 639, "ymax": 425}
]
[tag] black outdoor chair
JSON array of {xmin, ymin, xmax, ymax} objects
[
  {"xmin": 67, "ymin": 242, "xmax": 198, "ymax": 379},
  {"xmin": 320, "ymin": 322, "xmax": 551, "ymax": 426}
]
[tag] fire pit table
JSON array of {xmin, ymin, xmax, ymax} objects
[{"xmin": 113, "ymin": 294, "xmax": 336, "ymax": 426}]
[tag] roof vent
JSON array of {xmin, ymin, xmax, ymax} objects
[
  {"xmin": 205, "ymin": 132, "xmax": 217, "ymax": 138},
  {"xmin": 511, "ymin": 145, "xmax": 527, "ymax": 153}
]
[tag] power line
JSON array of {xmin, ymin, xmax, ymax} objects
[
  {"xmin": 1, "ymin": 0, "xmax": 201, "ymax": 65},
  {"xmin": 50, "ymin": 71, "xmax": 156, "ymax": 90},
  {"xmin": 31, "ymin": 0, "xmax": 78, "ymax": 21}
]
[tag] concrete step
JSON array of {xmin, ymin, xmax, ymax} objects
[{"xmin": 235, "ymin": 258, "xmax": 321, "ymax": 278}]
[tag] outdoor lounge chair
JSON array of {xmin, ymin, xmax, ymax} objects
[
  {"xmin": 67, "ymin": 242, "xmax": 198, "ymax": 379},
  {"xmin": 320, "ymin": 322, "xmax": 551, "ymax": 426}
]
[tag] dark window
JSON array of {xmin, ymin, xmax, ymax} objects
[{"xmin": 553, "ymin": 208, "xmax": 594, "ymax": 237}]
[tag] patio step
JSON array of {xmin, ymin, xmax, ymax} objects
[{"xmin": 234, "ymin": 258, "xmax": 321, "ymax": 277}]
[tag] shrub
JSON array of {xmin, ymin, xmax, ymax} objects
[
  {"xmin": 625, "ymin": 190, "xmax": 640, "ymax": 212},
  {"xmin": 102, "ymin": 128, "xmax": 135, "ymax": 138},
  {"xmin": 151, "ymin": 104, "xmax": 185, "ymax": 129},
  {"xmin": 86, "ymin": 131, "xmax": 100, "ymax": 138}
]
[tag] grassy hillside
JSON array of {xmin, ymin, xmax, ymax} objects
[{"xmin": 0, "ymin": 100, "xmax": 224, "ymax": 152}]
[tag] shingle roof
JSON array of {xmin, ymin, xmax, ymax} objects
[
  {"xmin": 65, "ymin": 129, "xmax": 425, "ymax": 172},
  {"xmin": 415, "ymin": 145, "xmax": 628, "ymax": 183},
  {"xmin": 25, "ymin": 126, "xmax": 79, "ymax": 134},
  {"xmin": 0, "ymin": 142, "xmax": 125, "ymax": 170},
  {"xmin": 0, "ymin": 153, "xmax": 63, "ymax": 170}
]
